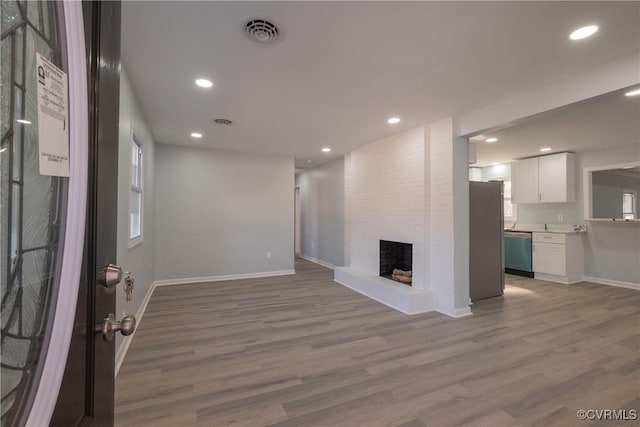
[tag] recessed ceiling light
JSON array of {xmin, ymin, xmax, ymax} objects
[
  {"xmin": 540, "ymin": 147, "xmax": 552, "ymax": 152},
  {"xmin": 569, "ymin": 25, "xmax": 598, "ymax": 41},
  {"xmin": 491, "ymin": 162, "xmax": 499, "ymax": 166},
  {"xmin": 322, "ymin": 147, "xmax": 331, "ymax": 153},
  {"xmin": 622, "ymin": 166, "xmax": 634, "ymax": 169},
  {"xmin": 307, "ymin": 160, "xmax": 312, "ymax": 163},
  {"xmin": 195, "ymin": 78, "xmax": 213, "ymax": 88},
  {"xmin": 0, "ymin": 147, "xmax": 6, "ymax": 153},
  {"xmin": 485, "ymin": 137, "xmax": 498, "ymax": 143},
  {"xmin": 16, "ymin": 119, "xmax": 31, "ymax": 124},
  {"xmin": 625, "ymin": 88, "xmax": 640, "ymax": 97},
  {"xmin": 387, "ymin": 117, "xmax": 400, "ymax": 124},
  {"xmin": 190, "ymin": 132, "xmax": 203, "ymax": 138}
]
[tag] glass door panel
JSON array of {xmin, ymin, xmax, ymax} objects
[{"xmin": 1, "ymin": 2, "xmax": 67, "ymax": 426}]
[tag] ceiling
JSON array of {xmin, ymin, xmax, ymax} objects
[
  {"xmin": 121, "ymin": 1, "xmax": 639, "ymax": 170},
  {"xmin": 471, "ymin": 87, "xmax": 640, "ymax": 167}
]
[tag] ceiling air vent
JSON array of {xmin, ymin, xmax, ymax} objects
[
  {"xmin": 213, "ymin": 118, "xmax": 232, "ymax": 125},
  {"xmin": 245, "ymin": 19, "xmax": 279, "ymax": 43}
]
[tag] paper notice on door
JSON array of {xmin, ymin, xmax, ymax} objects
[{"xmin": 37, "ymin": 53, "xmax": 69, "ymax": 177}]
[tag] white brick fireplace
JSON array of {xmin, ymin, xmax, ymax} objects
[
  {"xmin": 335, "ymin": 126, "xmax": 434, "ymax": 314},
  {"xmin": 335, "ymin": 121, "xmax": 471, "ymax": 317}
]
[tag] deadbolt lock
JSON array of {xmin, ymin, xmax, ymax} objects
[{"xmin": 97, "ymin": 264, "xmax": 123, "ymax": 288}]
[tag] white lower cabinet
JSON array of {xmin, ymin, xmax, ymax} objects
[{"xmin": 532, "ymin": 232, "xmax": 584, "ymax": 284}]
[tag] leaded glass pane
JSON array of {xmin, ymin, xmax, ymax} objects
[
  {"xmin": 1, "ymin": 1, "xmax": 23, "ymax": 32},
  {"xmin": 14, "ymin": 26, "xmax": 24, "ymax": 86},
  {"xmin": 25, "ymin": 1, "xmax": 40, "ymax": 34},
  {"xmin": 1, "ymin": 2, "xmax": 66, "ymax": 425},
  {"xmin": 1, "ymin": 37, "xmax": 11, "ymax": 138},
  {"xmin": 10, "ymin": 182, "xmax": 20, "ymax": 263},
  {"xmin": 12, "ymin": 86, "xmax": 23, "ymax": 180}
]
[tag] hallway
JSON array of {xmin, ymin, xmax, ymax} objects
[{"xmin": 115, "ymin": 260, "xmax": 639, "ymax": 426}]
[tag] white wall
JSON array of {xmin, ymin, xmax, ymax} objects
[
  {"xmin": 116, "ymin": 69, "xmax": 156, "ymax": 354},
  {"xmin": 457, "ymin": 54, "xmax": 640, "ymax": 137},
  {"xmin": 154, "ymin": 145, "xmax": 294, "ymax": 280},
  {"xmin": 345, "ymin": 126, "xmax": 427, "ymax": 290},
  {"xmin": 295, "ymin": 158, "xmax": 345, "ymax": 267},
  {"xmin": 429, "ymin": 118, "xmax": 471, "ymax": 315},
  {"xmin": 482, "ymin": 163, "xmax": 511, "ymax": 182}
]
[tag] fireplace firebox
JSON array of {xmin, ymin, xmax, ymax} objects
[{"xmin": 379, "ymin": 240, "xmax": 413, "ymax": 286}]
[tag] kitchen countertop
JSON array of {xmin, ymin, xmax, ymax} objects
[{"xmin": 504, "ymin": 223, "xmax": 587, "ymax": 234}]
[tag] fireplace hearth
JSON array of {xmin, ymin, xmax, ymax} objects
[{"xmin": 379, "ymin": 240, "xmax": 413, "ymax": 286}]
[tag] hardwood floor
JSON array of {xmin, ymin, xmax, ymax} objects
[{"xmin": 115, "ymin": 259, "xmax": 639, "ymax": 427}]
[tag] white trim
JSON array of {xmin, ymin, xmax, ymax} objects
[
  {"xmin": 128, "ymin": 130, "xmax": 144, "ymax": 244},
  {"xmin": 534, "ymin": 272, "xmax": 582, "ymax": 285},
  {"xmin": 582, "ymin": 276, "xmax": 640, "ymax": 291},
  {"xmin": 153, "ymin": 270, "xmax": 296, "ymax": 287},
  {"xmin": 128, "ymin": 235, "xmax": 144, "ymax": 250},
  {"xmin": 26, "ymin": 3, "xmax": 88, "ymax": 426},
  {"xmin": 299, "ymin": 254, "xmax": 335, "ymax": 270},
  {"xmin": 436, "ymin": 306, "xmax": 473, "ymax": 318},
  {"xmin": 115, "ymin": 282, "xmax": 157, "ymax": 377}
]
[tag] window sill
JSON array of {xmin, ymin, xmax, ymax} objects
[{"xmin": 128, "ymin": 235, "xmax": 143, "ymax": 250}]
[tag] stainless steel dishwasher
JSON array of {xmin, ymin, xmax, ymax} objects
[{"xmin": 504, "ymin": 231, "xmax": 534, "ymax": 277}]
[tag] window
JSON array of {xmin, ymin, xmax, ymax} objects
[
  {"xmin": 501, "ymin": 180, "xmax": 517, "ymax": 221},
  {"xmin": 130, "ymin": 135, "xmax": 143, "ymax": 245},
  {"xmin": 622, "ymin": 191, "xmax": 636, "ymax": 220}
]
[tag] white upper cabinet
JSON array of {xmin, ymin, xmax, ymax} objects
[
  {"xmin": 512, "ymin": 153, "xmax": 575, "ymax": 204},
  {"xmin": 511, "ymin": 157, "xmax": 539, "ymax": 203},
  {"xmin": 539, "ymin": 153, "xmax": 575, "ymax": 202}
]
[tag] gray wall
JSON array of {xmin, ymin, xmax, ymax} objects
[
  {"xmin": 154, "ymin": 145, "xmax": 294, "ymax": 279},
  {"xmin": 116, "ymin": 69, "xmax": 156, "ymax": 351},
  {"xmin": 295, "ymin": 158, "xmax": 345, "ymax": 267},
  {"xmin": 592, "ymin": 171, "xmax": 640, "ymax": 219}
]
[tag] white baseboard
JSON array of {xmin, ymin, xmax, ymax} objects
[
  {"xmin": 153, "ymin": 269, "xmax": 296, "ymax": 287},
  {"xmin": 436, "ymin": 306, "xmax": 473, "ymax": 318},
  {"xmin": 582, "ymin": 276, "xmax": 640, "ymax": 291},
  {"xmin": 115, "ymin": 281, "xmax": 156, "ymax": 377},
  {"xmin": 299, "ymin": 254, "xmax": 336, "ymax": 270}
]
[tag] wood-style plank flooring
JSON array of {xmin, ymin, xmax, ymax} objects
[{"xmin": 115, "ymin": 258, "xmax": 639, "ymax": 427}]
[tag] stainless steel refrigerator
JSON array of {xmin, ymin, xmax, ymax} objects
[{"xmin": 469, "ymin": 181, "xmax": 504, "ymax": 301}]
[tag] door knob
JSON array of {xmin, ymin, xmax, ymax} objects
[
  {"xmin": 97, "ymin": 264, "xmax": 123, "ymax": 288},
  {"xmin": 96, "ymin": 313, "xmax": 136, "ymax": 341}
]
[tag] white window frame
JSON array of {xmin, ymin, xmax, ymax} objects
[{"xmin": 129, "ymin": 131, "xmax": 143, "ymax": 248}]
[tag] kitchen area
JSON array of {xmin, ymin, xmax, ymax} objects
[{"xmin": 468, "ymin": 86, "xmax": 640, "ymax": 301}]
